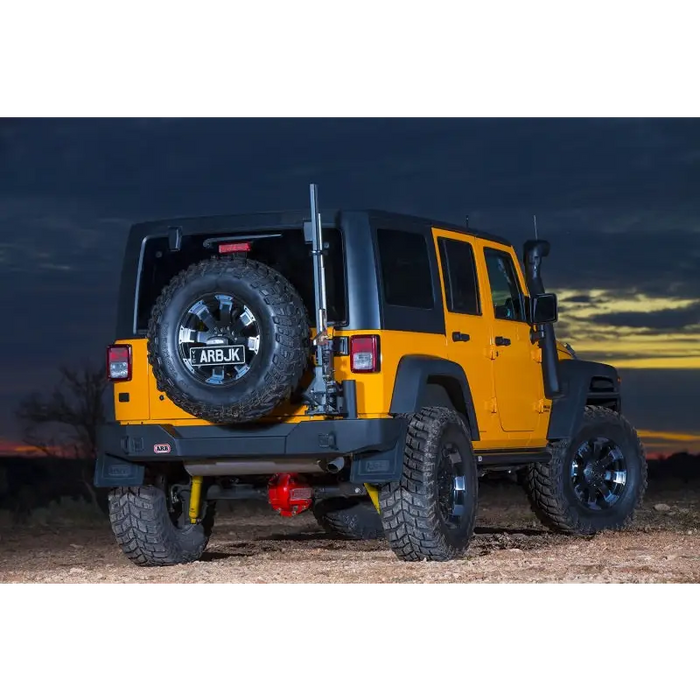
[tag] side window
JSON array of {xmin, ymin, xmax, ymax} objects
[
  {"xmin": 376, "ymin": 229, "xmax": 434, "ymax": 309},
  {"xmin": 484, "ymin": 248, "xmax": 526, "ymax": 321},
  {"xmin": 438, "ymin": 237, "xmax": 480, "ymax": 315}
]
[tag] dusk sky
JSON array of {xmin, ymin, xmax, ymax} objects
[{"xmin": 1, "ymin": 118, "xmax": 699, "ymax": 455}]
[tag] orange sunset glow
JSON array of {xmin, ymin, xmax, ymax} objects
[
  {"xmin": 636, "ymin": 430, "xmax": 700, "ymax": 457},
  {"xmin": 557, "ymin": 289, "xmax": 700, "ymax": 370},
  {"xmin": 0, "ymin": 439, "xmax": 41, "ymax": 456},
  {"xmin": 552, "ymin": 287, "xmax": 700, "ymax": 455}
]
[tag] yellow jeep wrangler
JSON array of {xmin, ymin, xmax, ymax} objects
[{"xmin": 96, "ymin": 184, "xmax": 647, "ymax": 566}]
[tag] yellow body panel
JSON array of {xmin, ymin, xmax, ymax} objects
[
  {"xmin": 556, "ymin": 341, "xmax": 575, "ymax": 360},
  {"xmin": 114, "ymin": 331, "xmax": 446, "ymax": 425},
  {"xmin": 472, "ymin": 237, "xmax": 548, "ymax": 445},
  {"xmin": 431, "ymin": 228, "xmax": 550, "ymax": 450},
  {"xmin": 114, "ymin": 227, "xmax": 557, "ymax": 454}
]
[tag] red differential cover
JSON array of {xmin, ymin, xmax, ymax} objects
[{"xmin": 268, "ymin": 474, "xmax": 314, "ymax": 517}]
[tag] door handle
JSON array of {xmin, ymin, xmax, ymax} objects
[
  {"xmin": 452, "ymin": 331, "xmax": 470, "ymax": 342},
  {"xmin": 494, "ymin": 336, "xmax": 511, "ymax": 346}
]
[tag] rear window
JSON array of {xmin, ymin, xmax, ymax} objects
[
  {"xmin": 135, "ymin": 228, "xmax": 347, "ymax": 333},
  {"xmin": 376, "ymin": 228, "xmax": 434, "ymax": 309}
]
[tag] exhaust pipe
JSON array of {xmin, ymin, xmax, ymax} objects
[
  {"xmin": 184, "ymin": 459, "xmax": 325, "ymax": 477},
  {"xmin": 523, "ymin": 240, "xmax": 562, "ymax": 399},
  {"xmin": 321, "ymin": 456, "xmax": 347, "ymax": 474}
]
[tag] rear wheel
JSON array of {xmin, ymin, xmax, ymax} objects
[
  {"xmin": 524, "ymin": 406, "xmax": 647, "ymax": 535},
  {"xmin": 312, "ymin": 497, "xmax": 384, "ymax": 540},
  {"xmin": 108, "ymin": 476, "xmax": 216, "ymax": 566},
  {"xmin": 379, "ymin": 407, "xmax": 478, "ymax": 562}
]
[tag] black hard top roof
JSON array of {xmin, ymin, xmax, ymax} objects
[{"xmin": 128, "ymin": 208, "xmax": 512, "ymax": 248}]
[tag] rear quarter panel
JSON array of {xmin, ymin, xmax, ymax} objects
[{"xmin": 113, "ymin": 331, "xmax": 448, "ymax": 425}]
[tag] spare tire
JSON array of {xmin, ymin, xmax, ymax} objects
[{"xmin": 147, "ymin": 257, "xmax": 310, "ymax": 423}]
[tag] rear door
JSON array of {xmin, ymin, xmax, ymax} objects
[
  {"xmin": 480, "ymin": 244, "xmax": 544, "ymax": 432},
  {"xmin": 433, "ymin": 229, "xmax": 496, "ymax": 438}
]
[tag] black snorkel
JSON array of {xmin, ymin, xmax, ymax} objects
[{"xmin": 523, "ymin": 239, "xmax": 562, "ymax": 399}]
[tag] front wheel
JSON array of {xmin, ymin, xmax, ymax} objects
[
  {"xmin": 379, "ymin": 407, "xmax": 478, "ymax": 562},
  {"xmin": 524, "ymin": 406, "xmax": 648, "ymax": 535},
  {"xmin": 108, "ymin": 477, "xmax": 216, "ymax": 566}
]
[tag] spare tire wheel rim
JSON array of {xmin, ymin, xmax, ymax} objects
[{"xmin": 176, "ymin": 293, "xmax": 261, "ymax": 386}]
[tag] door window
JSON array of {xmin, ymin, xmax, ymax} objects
[
  {"xmin": 438, "ymin": 237, "xmax": 481, "ymax": 315},
  {"xmin": 484, "ymin": 249, "xmax": 526, "ymax": 322}
]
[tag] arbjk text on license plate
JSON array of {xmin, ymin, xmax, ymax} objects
[{"xmin": 190, "ymin": 345, "xmax": 245, "ymax": 366}]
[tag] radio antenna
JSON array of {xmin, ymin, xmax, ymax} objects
[{"xmin": 533, "ymin": 214, "xmax": 539, "ymax": 240}]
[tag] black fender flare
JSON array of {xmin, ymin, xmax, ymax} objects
[
  {"xmin": 389, "ymin": 355, "xmax": 480, "ymax": 441},
  {"xmin": 547, "ymin": 359, "xmax": 621, "ymax": 441}
]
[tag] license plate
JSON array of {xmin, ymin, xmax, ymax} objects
[{"xmin": 190, "ymin": 345, "xmax": 246, "ymax": 367}]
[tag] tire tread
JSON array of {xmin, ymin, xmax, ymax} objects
[
  {"xmin": 524, "ymin": 406, "xmax": 648, "ymax": 535},
  {"xmin": 379, "ymin": 407, "xmax": 477, "ymax": 562},
  {"xmin": 312, "ymin": 498, "xmax": 384, "ymax": 540},
  {"xmin": 108, "ymin": 485, "xmax": 213, "ymax": 566},
  {"xmin": 147, "ymin": 257, "xmax": 310, "ymax": 424}
]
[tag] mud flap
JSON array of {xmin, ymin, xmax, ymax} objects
[
  {"xmin": 349, "ymin": 425, "xmax": 406, "ymax": 485},
  {"xmin": 94, "ymin": 454, "xmax": 145, "ymax": 488}
]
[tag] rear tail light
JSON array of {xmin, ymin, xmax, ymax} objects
[
  {"xmin": 107, "ymin": 344, "xmax": 132, "ymax": 381},
  {"xmin": 350, "ymin": 335, "xmax": 380, "ymax": 373}
]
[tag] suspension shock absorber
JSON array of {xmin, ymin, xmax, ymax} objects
[{"xmin": 189, "ymin": 475, "xmax": 203, "ymax": 523}]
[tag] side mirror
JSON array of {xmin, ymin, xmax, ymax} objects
[{"xmin": 531, "ymin": 293, "xmax": 558, "ymax": 324}]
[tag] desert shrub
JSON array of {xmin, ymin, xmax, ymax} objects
[{"xmin": 0, "ymin": 495, "xmax": 107, "ymax": 529}]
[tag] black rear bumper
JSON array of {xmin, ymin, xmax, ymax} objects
[{"xmin": 94, "ymin": 418, "xmax": 406, "ymax": 488}]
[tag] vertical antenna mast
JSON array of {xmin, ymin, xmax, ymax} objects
[
  {"xmin": 303, "ymin": 182, "xmax": 340, "ymax": 415},
  {"xmin": 309, "ymin": 183, "xmax": 329, "ymax": 354},
  {"xmin": 533, "ymin": 214, "xmax": 539, "ymax": 240}
]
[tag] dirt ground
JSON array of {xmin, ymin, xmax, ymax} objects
[{"xmin": 1, "ymin": 478, "xmax": 699, "ymax": 583}]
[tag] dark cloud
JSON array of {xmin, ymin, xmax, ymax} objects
[
  {"xmin": 617, "ymin": 368, "xmax": 700, "ymax": 434},
  {"xmin": 588, "ymin": 303, "xmax": 700, "ymax": 331},
  {"xmin": 0, "ymin": 203, "xmax": 125, "ymax": 349},
  {"xmin": 552, "ymin": 320, "xmax": 572, "ymax": 336},
  {"xmin": 505, "ymin": 230, "xmax": 700, "ymax": 301},
  {"xmin": 3, "ymin": 118, "xmax": 700, "ymax": 218},
  {"xmin": 562, "ymin": 294, "xmax": 594, "ymax": 304},
  {"xmin": 634, "ymin": 326, "xmax": 700, "ymax": 337}
]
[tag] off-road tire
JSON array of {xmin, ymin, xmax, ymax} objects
[
  {"xmin": 147, "ymin": 257, "xmax": 310, "ymax": 424},
  {"xmin": 108, "ymin": 485, "xmax": 216, "ymax": 566},
  {"xmin": 524, "ymin": 406, "xmax": 648, "ymax": 535},
  {"xmin": 379, "ymin": 407, "xmax": 478, "ymax": 562},
  {"xmin": 312, "ymin": 497, "xmax": 384, "ymax": 540}
]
